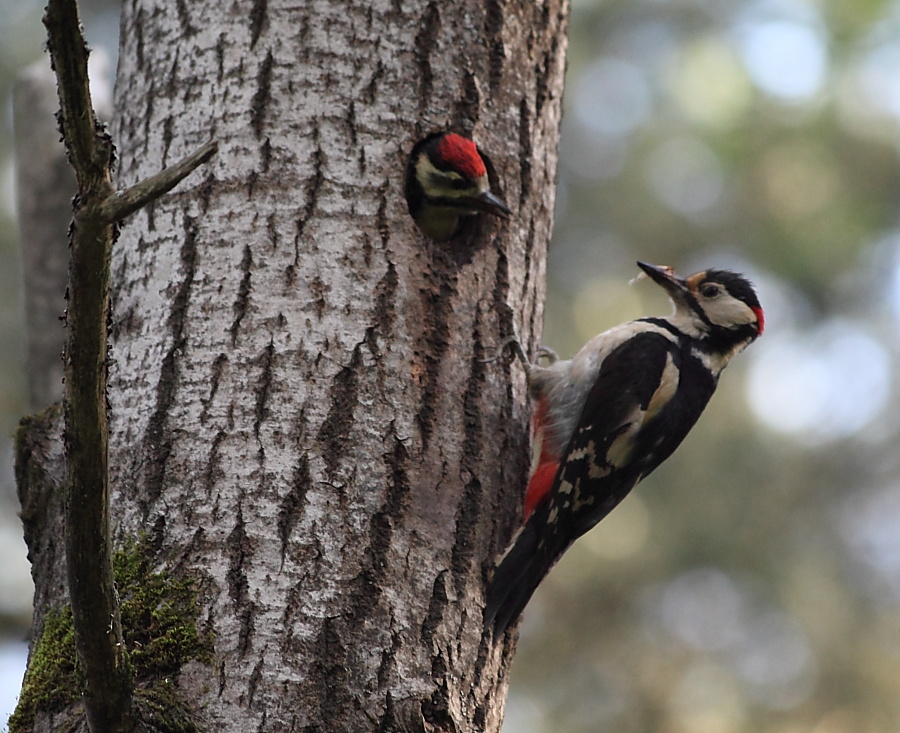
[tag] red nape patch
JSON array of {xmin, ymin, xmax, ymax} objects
[
  {"xmin": 752, "ymin": 306, "xmax": 765, "ymax": 335},
  {"xmin": 435, "ymin": 133, "xmax": 487, "ymax": 179}
]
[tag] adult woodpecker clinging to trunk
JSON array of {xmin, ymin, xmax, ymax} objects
[{"xmin": 484, "ymin": 261, "xmax": 764, "ymax": 636}]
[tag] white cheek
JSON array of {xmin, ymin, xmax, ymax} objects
[{"xmin": 705, "ymin": 297, "xmax": 756, "ymax": 328}]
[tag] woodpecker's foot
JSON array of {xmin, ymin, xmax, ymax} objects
[
  {"xmin": 482, "ymin": 335, "xmax": 529, "ymax": 366},
  {"xmin": 535, "ymin": 346, "xmax": 559, "ymax": 365}
]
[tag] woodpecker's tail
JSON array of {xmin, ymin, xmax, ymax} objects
[{"xmin": 483, "ymin": 503, "xmax": 563, "ymax": 636}]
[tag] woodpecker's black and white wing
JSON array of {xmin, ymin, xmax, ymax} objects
[{"xmin": 485, "ymin": 328, "xmax": 716, "ymax": 635}]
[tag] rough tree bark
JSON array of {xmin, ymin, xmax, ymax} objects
[
  {"xmin": 13, "ymin": 61, "xmax": 77, "ymax": 412},
  {"xmin": 15, "ymin": 0, "xmax": 569, "ymax": 730}
]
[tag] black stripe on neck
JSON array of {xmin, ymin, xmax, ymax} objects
[{"xmin": 639, "ymin": 318, "xmax": 684, "ymax": 339}]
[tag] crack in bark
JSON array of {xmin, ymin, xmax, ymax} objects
[
  {"xmin": 247, "ymin": 655, "xmax": 264, "ymax": 706},
  {"xmin": 174, "ymin": 0, "xmax": 197, "ymax": 37},
  {"xmin": 201, "ymin": 352, "xmax": 228, "ymax": 423},
  {"xmin": 142, "ymin": 215, "xmax": 197, "ymax": 510},
  {"xmin": 317, "ymin": 343, "xmax": 362, "ymax": 479},
  {"xmin": 461, "ymin": 347, "xmax": 486, "ymax": 466},
  {"xmin": 414, "ymin": 3, "xmax": 440, "ymax": 117},
  {"xmin": 279, "ymin": 581, "xmax": 303, "ymax": 655},
  {"xmin": 523, "ymin": 218, "xmax": 538, "ymax": 352},
  {"xmin": 249, "ymin": 0, "xmax": 267, "ymax": 49},
  {"xmin": 372, "ymin": 262, "xmax": 398, "ymax": 339},
  {"xmin": 265, "ymin": 213, "xmax": 278, "ymax": 253},
  {"xmin": 376, "ymin": 179, "xmax": 390, "ymax": 248},
  {"xmin": 449, "ymin": 333, "xmax": 489, "ymax": 593},
  {"xmin": 289, "ymin": 123, "xmax": 324, "ymax": 284},
  {"xmin": 363, "ymin": 60, "xmax": 385, "ymax": 105},
  {"xmin": 452, "ymin": 70, "xmax": 481, "ymax": 130},
  {"xmin": 357, "ymin": 434, "xmax": 410, "ymax": 613},
  {"xmin": 535, "ymin": 35, "xmax": 560, "ymax": 120},
  {"xmin": 215, "ymin": 32, "xmax": 225, "ymax": 82},
  {"xmin": 485, "ymin": 0, "xmax": 506, "ymax": 92},
  {"xmin": 261, "ymin": 137, "xmax": 273, "ymax": 174},
  {"xmin": 518, "ymin": 99, "xmax": 533, "ymax": 207},
  {"xmin": 161, "ymin": 113, "xmax": 175, "ymax": 168},
  {"xmin": 253, "ymin": 339, "xmax": 275, "ymax": 443},
  {"xmin": 376, "ymin": 625, "xmax": 402, "ymax": 690},
  {"xmin": 308, "ymin": 275, "xmax": 328, "ymax": 320},
  {"xmin": 251, "ymin": 49, "xmax": 274, "ymax": 139},
  {"xmin": 424, "ymin": 657, "xmax": 457, "ymax": 733},
  {"xmin": 344, "ymin": 432, "xmax": 410, "ymax": 624},
  {"xmin": 493, "ymin": 247, "xmax": 510, "ymax": 318},
  {"xmin": 450, "ymin": 477, "xmax": 483, "ymax": 595},
  {"xmin": 229, "ymin": 243, "xmax": 253, "ymax": 346},
  {"xmin": 134, "ymin": 7, "xmax": 145, "ymax": 69},
  {"xmin": 204, "ymin": 430, "xmax": 226, "ymax": 497},
  {"xmin": 420, "ymin": 570, "xmax": 448, "ymax": 648},
  {"xmin": 489, "ymin": 246, "xmax": 530, "ymax": 550},
  {"xmin": 227, "ymin": 504, "xmax": 256, "ymax": 656},
  {"xmin": 345, "ymin": 100, "xmax": 358, "ymax": 148},
  {"xmin": 278, "ymin": 452, "xmax": 311, "ymax": 566},
  {"xmin": 470, "ymin": 633, "xmax": 493, "ymax": 694},
  {"xmin": 414, "ymin": 257, "xmax": 457, "ymax": 452},
  {"xmin": 310, "ymin": 618, "xmax": 352, "ymax": 727},
  {"xmin": 358, "ymin": 144, "xmax": 368, "ymax": 178},
  {"xmin": 198, "ymin": 169, "xmax": 215, "ymax": 213}
]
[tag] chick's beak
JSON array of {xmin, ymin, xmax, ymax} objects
[
  {"xmin": 636, "ymin": 261, "xmax": 690, "ymax": 300},
  {"xmin": 466, "ymin": 190, "xmax": 511, "ymax": 219}
]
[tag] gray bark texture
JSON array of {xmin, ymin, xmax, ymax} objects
[
  {"xmin": 13, "ymin": 62, "xmax": 75, "ymax": 411},
  {"xmin": 15, "ymin": 0, "xmax": 570, "ymax": 730}
]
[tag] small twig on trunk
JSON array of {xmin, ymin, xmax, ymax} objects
[
  {"xmin": 43, "ymin": 0, "xmax": 216, "ymax": 730},
  {"xmin": 98, "ymin": 139, "xmax": 219, "ymax": 222}
]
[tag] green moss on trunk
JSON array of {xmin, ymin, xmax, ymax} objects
[{"xmin": 9, "ymin": 536, "xmax": 214, "ymax": 733}]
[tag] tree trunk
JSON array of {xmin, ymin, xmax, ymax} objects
[
  {"xmin": 15, "ymin": 0, "xmax": 569, "ymax": 730},
  {"xmin": 13, "ymin": 61, "xmax": 75, "ymax": 411}
]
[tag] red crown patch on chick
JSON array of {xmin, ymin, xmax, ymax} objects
[{"xmin": 434, "ymin": 133, "xmax": 487, "ymax": 179}]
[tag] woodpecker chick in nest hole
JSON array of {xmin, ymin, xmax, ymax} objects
[{"xmin": 405, "ymin": 132, "xmax": 511, "ymax": 241}]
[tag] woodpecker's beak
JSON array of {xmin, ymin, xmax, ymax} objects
[
  {"xmin": 465, "ymin": 190, "xmax": 512, "ymax": 219},
  {"xmin": 636, "ymin": 261, "xmax": 690, "ymax": 300}
]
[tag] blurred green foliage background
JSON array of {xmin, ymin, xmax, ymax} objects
[
  {"xmin": 2, "ymin": 0, "xmax": 900, "ymax": 730},
  {"xmin": 510, "ymin": 1, "xmax": 900, "ymax": 732}
]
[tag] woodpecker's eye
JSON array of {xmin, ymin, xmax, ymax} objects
[
  {"xmin": 700, "ymin": 283, "xmax": 721, "ymax": 298},
  {"xmin": 449, "ymin": 176, "xmax": 473, "ymax": 190}
]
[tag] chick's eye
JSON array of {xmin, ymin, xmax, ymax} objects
[{"xmin": 700, "ymin": 283, "xmax": 721, "ymax": 298}]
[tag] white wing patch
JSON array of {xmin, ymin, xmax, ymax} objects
[
  {"xmin": 528, "ymin": 321, "xmax": 679, "ymax": 458},
  {"xmin": 607, "ymin": 352, "xmax": 677, "ymax": 468},
  {"xmin": 607, "ymin": 407, "xmax": 642, "ymax": 468},
  {"xmin": 645, "ymin": 351, "xmax": 679, "ymax": 423}
]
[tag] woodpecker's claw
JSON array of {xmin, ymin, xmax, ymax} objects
[
  {"xmin": 535, "ymin": 346, "xmax": 559, "ymax": 365},
  {"xmin": 481, "ymin": 335, "xmax": 528, "ymax": 366}
]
